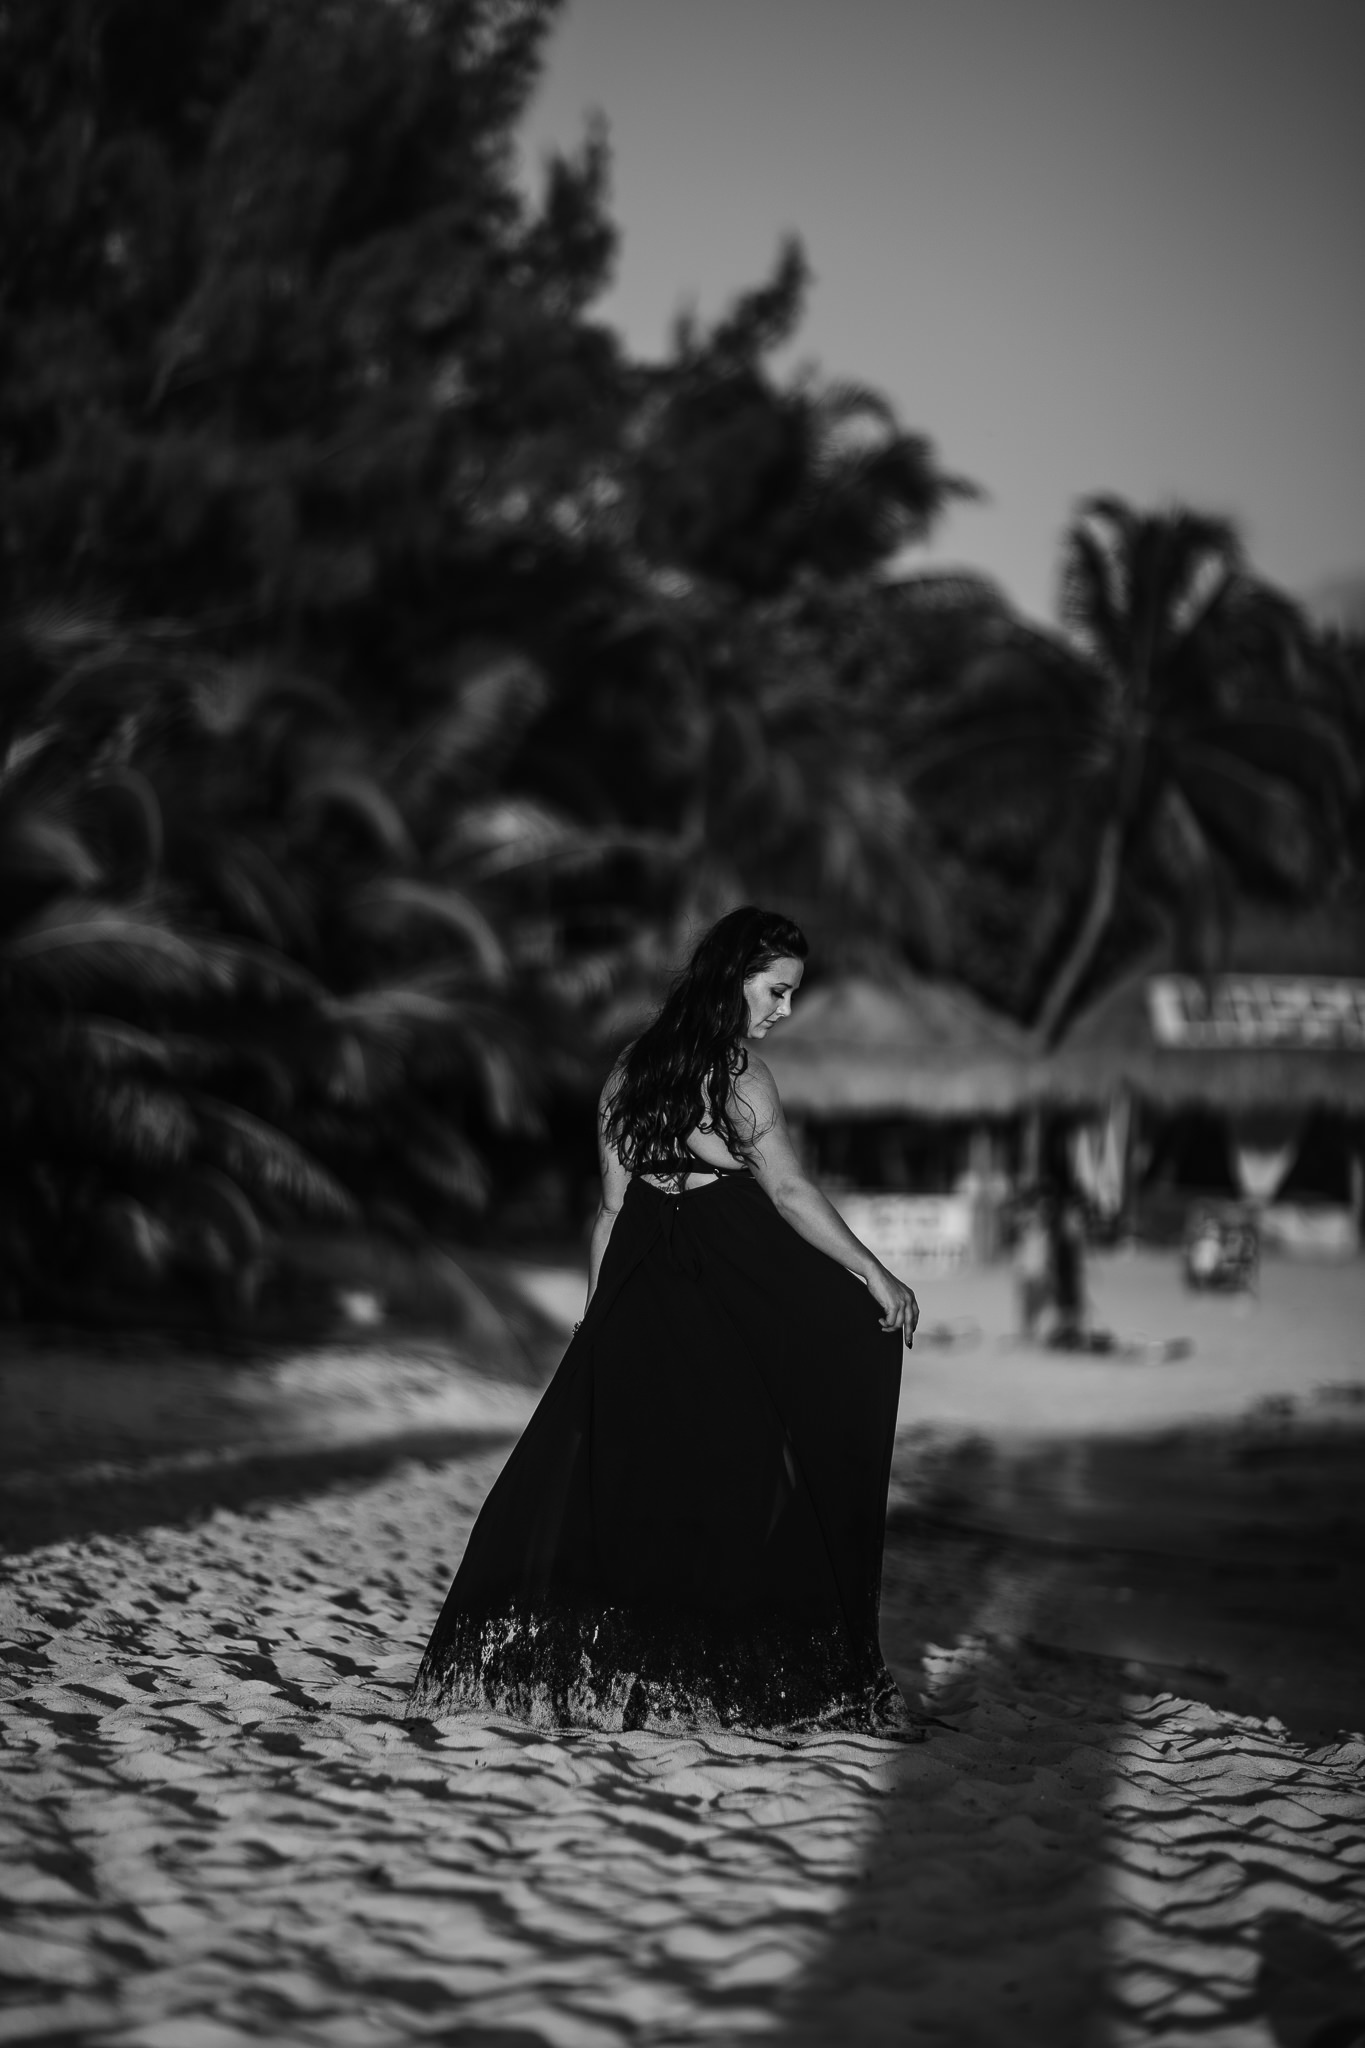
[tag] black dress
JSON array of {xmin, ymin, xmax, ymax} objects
[{"xmin": 408, "ymin": 1162, "xmax": 918, "ymax": 1736}]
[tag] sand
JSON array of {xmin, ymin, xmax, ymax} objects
[
  {"xmin": 3, "ymin": 1246, "xmax": 1365, "ymax": 2045},
  {"xmin": 513, "ymin": 1242, "xmax": 1365, "ymax": 1438}
]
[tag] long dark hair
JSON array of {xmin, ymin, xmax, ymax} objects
[{"xmin": 607, "ymin": 906, "xmax": 808, "ymax": 1169}]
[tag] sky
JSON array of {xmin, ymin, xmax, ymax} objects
[{"xmin": 520, "ymin": 0, "xmax": 1365, "ymax": 625}]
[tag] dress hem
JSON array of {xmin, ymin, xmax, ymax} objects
[{"xmin": 406, "ymin": 1600, "xmax": 925, "ymax": 1740}]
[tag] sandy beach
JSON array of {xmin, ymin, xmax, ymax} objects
[{"xmin": 3, "ymin": 1247, "xmax": 1365, "ymax": 2045}]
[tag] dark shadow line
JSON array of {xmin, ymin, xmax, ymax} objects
[
  {"xmin": 884, "ymin": 1505, "xmax": 1358, "ymax": 1568},
  {"xmin": 0, "ymin": 1426, "xmax": 517, "ymax": 1558},
  {"xmin": 1257, "ymin": 1911, "xmax": 1365, "ymax": 2048}
]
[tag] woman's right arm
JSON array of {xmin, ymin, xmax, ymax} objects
[
  {"xmin": 586, "ymin": 1065, "xmax": 630, "ymax": 1311},
  {"xmin": 733, "ymin": 1055, "xmax": 919, "ymax": 1344}
]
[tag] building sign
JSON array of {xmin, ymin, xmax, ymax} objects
[
  {"xmin": 1147, "ymin": 975, "xmax": 1365, "ymax": 1050},
  {"xmin": 830, "ymin": 1192, "xmax": 976, "ymax": 1268}
]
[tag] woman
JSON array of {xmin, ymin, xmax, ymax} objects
[{"xmin": 408, "ymin": 907, "xmax": 922, "ymax": 1736}]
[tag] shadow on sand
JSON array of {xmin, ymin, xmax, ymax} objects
[
  {"xmin": 1257, "ymin": 1914, "xmax": 1365, "ymax": 2048},
  {"xmin": 770, "ymin": 1420, "xmax": 1365, "ymax": 2046},
  {"xmin": 0, "ymin": 1423, "xmax": 518, "ymax": 1556}
]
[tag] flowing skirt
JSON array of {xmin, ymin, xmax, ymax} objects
[{"xmin": 407, "ymin": 1173, "xmax": 918, "ymax": 1735}]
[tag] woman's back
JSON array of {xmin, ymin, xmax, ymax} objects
[{"xmin": 633, "ymin": 1074, "xmax": 749, "ymax": 1190}]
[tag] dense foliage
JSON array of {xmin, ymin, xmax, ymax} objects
[{"xmin": 0, "ymin": 0, "xmax": 1358, "ymax": 1320}]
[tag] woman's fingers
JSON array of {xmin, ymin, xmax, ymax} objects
[{"xmin": 878, "ymin": 1283, "xmax": 919, "ymax": 1339}]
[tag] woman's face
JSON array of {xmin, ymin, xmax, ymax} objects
[{"xmin": 743, "ymin": 955, "xmax": 804, "ymax": 1037}]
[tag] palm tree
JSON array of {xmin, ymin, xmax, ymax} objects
[
  {"xmin": 904, "ymin": 497, "xmax": 1356, "ymax": 1040},
  {"xmin": 0, "ymin": 936, "xmax": 356, "ymax": 1321},
  {"xmin": 0, "ymin": 613, "xmax": 357, "ymax": 1317},
  {"xmin": 0, "ymin": 610, "xmax": 638, "ymax": 1320},
  {"xmin": 634, "ymin": 241, "xmax": 971, "ymax": 599}
]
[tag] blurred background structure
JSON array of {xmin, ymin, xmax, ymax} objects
[{"xmin": 0, "ymin": 0, "xmax": 1361, "ymax": 1341}]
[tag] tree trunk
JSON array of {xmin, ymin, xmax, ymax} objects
[{"xmin": 1032, "ymin": 815, "xmax": 1124, "ymax": 1047}]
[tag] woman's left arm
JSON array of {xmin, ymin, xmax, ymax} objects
[{"xmin": 734, "ymin": 1055, "xmax": 919, "ymax": 1343}]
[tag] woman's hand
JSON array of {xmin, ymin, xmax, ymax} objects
[{"xmin": 867, "ymin": 1264, "xmax": 920, "ymax": 1345}]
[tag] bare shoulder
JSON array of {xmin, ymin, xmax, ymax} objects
[
  {"xmin": 730, "ymin": 1048, "xmax": 783, "ymax": 1130},
  {"xmin": 734, "ymin": 1048, "xmax": 779, "ymax": 1097}
]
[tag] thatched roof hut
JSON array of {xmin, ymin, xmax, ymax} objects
[
  {"xmin": 762, "ymin": 908, "xmax": 1365, "ymax": 1123},
  {"xmin": 1040, "ymin": 906, "xmax": 1365, "ymax": 1114},
  {"xmin": 763, "ymin": 975, "xmax": 1036, "ymax": 1119}
]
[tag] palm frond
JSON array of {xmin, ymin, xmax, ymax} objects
[
  {"xmin": 436, "ymin": 798, "xmax": 665, "ymax": 881},
  {"xmin": 538, "ymin": 945, "xmax": 632, "ymax": 1006},
  {"xmin": 319, "ymin": 1030, "xmax": 395, "ymax": 1107},
  {"xmin": 1177, "ymin": 747, "xmax": 1324, "ymax": 892},
  {"xmin": 64, "ymin": 1017, "xmax": 172, "ymax": 1071},
  {"xmin": 396, "ymin": 645, "xmax": 548, "ymax": 804},
  {"xmin": 164, "ymin": 1164, "xmax": 265, "ymax": 1264},
  {"xmin": 2, "ymin": 899, "xmax": 320, "ymax": 1003},
  {"xmin": 202, "ymin": 835, "xmax": 315, "ymax": 949},
  {"xmin": 0, "ymin": 810, "xmax": 104, "ymax": 893},
  {"xmin": 810, "ymin": 378, "xmax": 901, "ymax": 432},
  {"xmin": 400, "ymin": 1121, "xmax": 491, "ymax": 1206},
  {"xmin": 1059, "ymin": 517, "xmax": 1126, "ymax": 674},
  {"xmin": 2, "ymin": 900, "xmax": 241, "ymax": 997},
  {"xmin": 348, "ymin": 879, "xmax": 506, "ymax": 977},
  {"xmin": 90, "ymin": 1194, "xmax": 175, "ymax": 1276},
  {"xmin": 1141, "ymin": 781, "xmax": 1223, "ymax": 895},
  {"xmin": 1183, "ymin": 706, "xmax": 1358, "ymax": 814},
  {"xmin": 37, "ymin": 639, "xmax": 184, "ymax": 733},
  {"xmin": 455, "ymin": 1029, "xmax": 540, "ymax": 1133},
  {"xmin": 21, "ymin": 602, "xmax": 165, "ymax": 663},
  {"xmin": 0, "ymin": 728, "xmax": 60, "ymax": 789},
  {"xmin": 1065, "ymin": 496, "xmax": 1246, "ymax": 689},
  {"xmin": 323, "ymin": 977, "xmax": 464, "ymax": 1042},
  {"xmin": 191, "ymin": 659, "xmax": 347, "ymax": 739},
  {"xmin": 885, "ymin": 569, "xmax": 1012, "ymax": 617},
  {"xmin": 292, "ymin": 768, "xmax": 416, "ymax": 862},
  {"xmin": 1133, "ymin": 783, "xmax": 1234, "ymax": 973},
  {"xmin": 1077, "ymin": 495, "xmax": 1143, "ymax": 554},
  {"xmin": 900, "ymin": 707, "xmax": 1089, "ymax": 789},
  {"xmin": 193, "ymin": 1099, "xmax": 357, "ymax": 1219},
  {"xmin": 84, "ymin": 1081, "xmax": 197, "ymax": 1166}
]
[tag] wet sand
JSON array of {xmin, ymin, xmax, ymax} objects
[{"xmin": 2, "ymin": 1249, "xmax": 1365, "ymax": 2044}]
